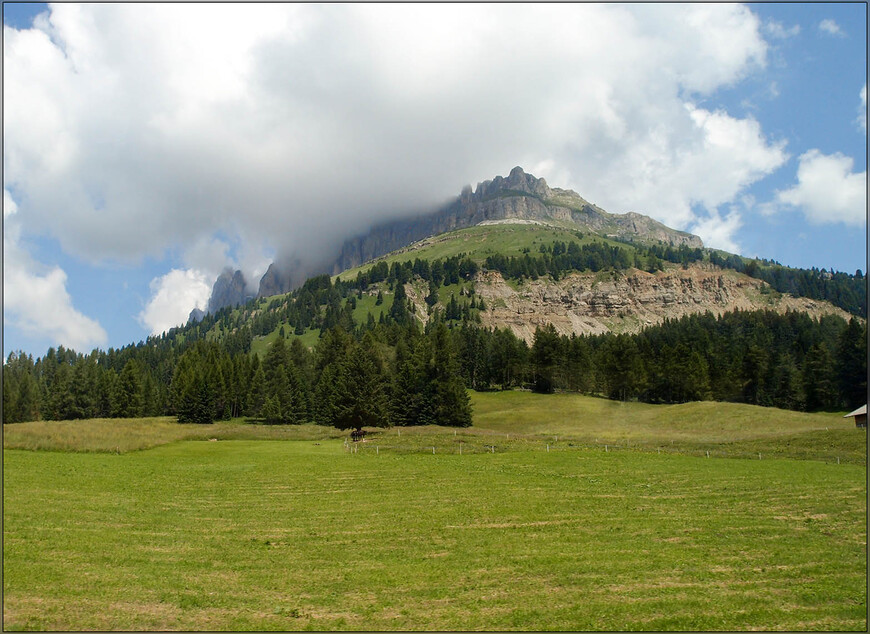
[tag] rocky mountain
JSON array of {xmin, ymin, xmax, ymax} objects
[
  {"xmin": 248, "ymin": 166, "xmax": 701, "ymax": 304},
  {"xmin": 189, "ymin": 268, "xmax": 253, "ymax": 322},
  {"xmin": 331, "ymin": 166, "xmax": 700, "ymax": 277},
  {"xmin": 208, "ymin": 269, "xmax": 251, "ymax": 314}
]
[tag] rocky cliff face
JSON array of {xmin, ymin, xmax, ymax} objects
[
  {"xmin": 207, "ymin": 269, "xmax": 251, "ymax": 314},
  {"xmin": 255, "ymin": 166, "xmax": 703, "ymax": 300},
  {"xmin": 189, "ymin": 269, "xmax": 253, "ymax": 322},
  {"xmin": 417, "ymin": 264, "xmax": 854, "ymax": 344}
]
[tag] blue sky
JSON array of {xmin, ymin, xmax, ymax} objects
[{"xmin": 3, "ymin": 3, "xmax": 867, "ymax": 359}]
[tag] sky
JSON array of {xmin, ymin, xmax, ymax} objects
[{"xmin": 3, "ymin": 2, "xmax": 867, "ymax": 359}]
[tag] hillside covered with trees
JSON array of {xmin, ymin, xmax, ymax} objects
[{"xmin": 4, "ymin": 249, "xmax": 865, "ymax": 425}]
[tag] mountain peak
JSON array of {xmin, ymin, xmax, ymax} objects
[
  {"xmin": 475, "ymin": 166, "xmax": 551, "ymax": 199},
  {"xmin": 246, "ymin": 166, "xmax": 703, "ymax": 301}
]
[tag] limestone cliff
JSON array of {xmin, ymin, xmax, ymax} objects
[{"xmin": 405, "ymin": 263, "xmax": 856, "ymax": 344}]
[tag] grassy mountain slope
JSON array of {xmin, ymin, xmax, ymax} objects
[
  {"xmin": 222, "ymin": 222, "xmax": 859, "ymax": 352},
  {"xmin": 334, "ymin": 221, "xmax": 612, "ymax": 281}
]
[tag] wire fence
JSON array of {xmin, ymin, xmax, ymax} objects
[{"xmin": 340, "ymin": 429, "xmax": 864, "ymax": 465}]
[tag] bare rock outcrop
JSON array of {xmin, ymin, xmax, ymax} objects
[{"xmin": 465, "ymin": 264, "xmax": 856, "ymax": 343}]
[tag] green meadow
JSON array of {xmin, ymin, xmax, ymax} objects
[
  {"xmin": 3, "ymin": 393, "xmax": 867, "ymax": 631},
  {"xmin": 333, "ymin": 223, "xmax": 611, "ymax": 283}
]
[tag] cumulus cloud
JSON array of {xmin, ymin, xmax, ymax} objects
[
  {"xmin": 5, "ymin": 3, "xmax": 782, "ymax": 293},
  {"xmin": 819, "ymin": 19, "xmax": 844, "ymax": 37},
  {"xmin": 859, "ymin": 84, "xmax": 867, "ymax": 132},
  {"xmin": 691, "ymin": 209, "xmax": 744, "ymax": 254},
  {"xmin": 138, "ymin": 269, "xmax": 211, "ymax": 336},
  {"xmin": 776, "ymin": 150, "xmax": 867, "ymax": 225},
  {"xmin": 580, "ymin": 104, "xmax": 787, "ymax": 230},
  {"xmin": 4, "ymin": 190, "xmax": 108, "ymax": 351}
]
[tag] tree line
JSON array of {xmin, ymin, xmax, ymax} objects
[
  {"xmin": 3, "ymin": 320, "xmax": 472, "ymax": 429},
  {"xmin": 4, "ymin": 306, "xmax": 864, "ymax": 425},
  {"xmin": 449, "ymin": 309, "xmax": 866, "ymax": 411}
]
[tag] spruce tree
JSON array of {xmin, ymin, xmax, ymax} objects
[
  {"xmin": 247, "ymin": 363, "xmax": 267, "ymax": 417},
  {"xmin": 332, "ymin": 344, "xmax": 389, "ymax": 431},
  {"xmin": 803, "ymin": 343, "xmax": 839, "ymax": 411},
  {"xmin": 430, "ymin": 323, "xmax": 472, "ymax": 427},
  {"xmin": 836, "ymin": 318, "xmax": 867, "ymax": 409},
  {"xmin": 531, "ymin": 324, "xmax": 561, "ymax": 393},
  {"xmin": 388, "ymin": 283, "xmax": 412, "ymax": 325},
  {"xmin": 313, "ymin": 364, "xmax": 341, "ymax": 426}
]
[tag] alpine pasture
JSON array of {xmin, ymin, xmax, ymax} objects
[{"xmin": 3, "ymin": 393, "xmax": 866, "ymax": 631}]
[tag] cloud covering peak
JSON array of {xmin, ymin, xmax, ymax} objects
[{"xmin": 4, "ymin": 3, "xmax": 798, "ymax": 339}]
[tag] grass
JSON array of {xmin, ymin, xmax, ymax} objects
[
  {"xmin": 3, "ymin": 393, "xmax": 866, "ymax": 630},
  {"xmin": 3, "ymin": 393, "xmax": 864, "ymax": 464},
  {"xmin": 251, "ymin": 324, "xmax": 325, "ymax": 357},
  {"xmin": 334, "ymin": 224, "xmax": 620, "ymax": 283},
  {"xmin": 2, "ymin": 418, "xmax": 347, "ymax": 453},
  {"xmin": 3, "ymin": 441, "xmax": 865, "ymax": 631}
]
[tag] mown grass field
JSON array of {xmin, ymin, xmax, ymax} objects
[{"xmin": 3, "ymin": 393, "xmax": 867, "ymax": 631}]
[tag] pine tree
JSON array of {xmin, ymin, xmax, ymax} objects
[
  {"xmin": 430, "ymin": 324, "xmax": 472, "ymax": 426},
  {"xmin": 598, "ymin": 335, "xmax": 645, "ymax": 401},
  {"xmin": 803, "ymin": 343, "xmax": 839, "ymax": 411},
  {"xmin": 313, "ymin": 363, "xmax": 341, "ymax": 426},
  {"xmin": 388, "ymin": 283, "xmax": 412, "ymax": 325},
  {"xmin": 531, "ymin": 324, "xmax": 561, "ymax": 393},
  {"xmin": 262, "ymin": 395, "xmax": 282, "ymax": 423},
  {"xmin": 332, "ymin": 344, "xmax": 389, "ymax": 431},
  {"xmin": 425, "ymin": 280, "xmax": 439, "ymax": 307},
  {"xmin": 247, "ymin": 363, "xmax": 267, "ymax": 417},
  {"xmin": 836, "ymin": 318, "xmax": 867, "ymax": 409},
  {"xmin": 66, "ymin": 360, "xmax": 92, "ymax": 419}
]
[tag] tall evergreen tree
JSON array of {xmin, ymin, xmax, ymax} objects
[
  {"xmin": 332, "ymin": 344, "xmax": 389, "ymax": 432},
  {"xmin": 388, "ymin": 283, "xmax": 413, "ymax": 325},
  {"xmin": 431, "ymin": 324, "xmax": 472, "ymax": 427},
  {"xmin": 598, "ymin": 335, "xmax": 645, "ymax": 401},
  {"xmin": 802, "ymin": 343, "xmax": 839, "ymax": 411},
  {"xmin": 836, "ymin": 318, "xmax": 867, "ymax": 409},
  {"xmin": 531, "ymin": 324, "xmax": 561, "ymax": 393}
]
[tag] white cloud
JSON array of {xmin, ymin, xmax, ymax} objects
[
  {"xmin": 138, "ymin": 269, "xmax": 211, "ymax": 336},
  {"xmin": 691, "ymin": 210, "xmax": 743, "ymax": 253},
  {"xmin": 4, "ymin": 3, "xmax": 778, "ymax": 289},
  {"xmin": 182, "ymin": 236, "xmax": 231, "ymax": 283},
  {"xmin": 580, "ymin": 104, "xmax": 787, "ymax": 230},
  {"xmin": 858, "ymin": 84, "xmax": 867, "ymax": 132},
  {"xmin": 819, "ymin": 19, "xmax": 844, "ymax": 37},
  {"xmin": 776, "ymin": 150, "xmax": 867, "ymax": 225},
  {"xmin": 4, "ymin": 189, "xmax": 108, "ymax": 351},
  {"xmin": 764, "ymin": 19, "xmax": 800, "ymax": 39}
]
